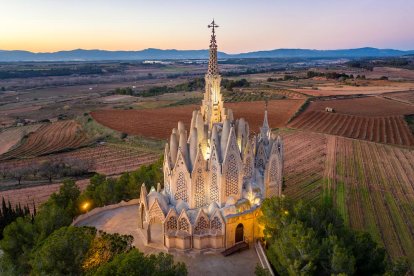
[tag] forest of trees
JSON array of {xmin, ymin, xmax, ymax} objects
[{"xmin": 259, "ymin": 197, "xmax": 409, "ymax": 276}]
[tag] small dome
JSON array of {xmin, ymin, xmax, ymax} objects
[
  {"xmin": 225, "ymin": 196, "xmax": 236, "ymax": 207},
  {"xmin": 147, "ymin": 190, "xmax": 169, "ymax": 214},
  {"xmin": 175, "ymin": 199, "xmax": 189, "ymax": 214}
]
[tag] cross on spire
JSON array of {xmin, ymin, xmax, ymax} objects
[{"xmin": 208, "ymin": 19, "xmax": 219, "ymax": 35}]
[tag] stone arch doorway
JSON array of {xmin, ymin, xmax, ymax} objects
[
  {"xmin": 148, "ymin": 217, "xmax": 164, "ymax": 244},
  {"xmin": 235, "ymin": 223, "xmax": 244, "ymax": 243}
]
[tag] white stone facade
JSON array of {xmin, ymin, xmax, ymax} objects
[{"xmin": 138, "ymin": 21, "xmax": 283, "ymax": 250}]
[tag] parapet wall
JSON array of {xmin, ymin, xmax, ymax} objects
[{"xmin": 72, "ymin": 199, "xmax": 140, "ymax": 226}]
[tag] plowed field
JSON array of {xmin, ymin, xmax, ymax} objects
[
  {"xmin": 91, "ymin": 99, "xmax": 304, "ymax": 139},
  {"xmin": 289, "ymin": 111, "xmax": 414, "ymax": 146},
  {"xmin": 306, "ymin": 96, "xmax": 414, "ymax": 116},
  {"xmin": 0, "ymin": 124, "xmax": 44, "ymax": 155},
  {"xmin": 0, "ymin": 120, "xmax": 92, "ymax": 160}
]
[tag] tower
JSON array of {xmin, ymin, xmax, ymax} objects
[{"xmin": 201, "ymin": 20, "xmax": 224, "ymax": 128}]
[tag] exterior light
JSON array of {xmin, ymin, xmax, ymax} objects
[
  {"xmin": 82, "ymin": 202, "xmax": 91, "ymax": 212},
  {"xmin": 284, "ymin": 210, "xmax": 289, "ymax": 215}
]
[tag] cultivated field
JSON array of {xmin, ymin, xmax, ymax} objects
[
  {"xmin": 382, "ymin": 90, "xmax": 414, "ymax": 105},
  {"xmin": 0, "ymin": 120, "xmax": 92, "ymax": 160},
  {"xmin": 289, "ymin": 111, "xmax": 414, "ymax": 146},
  {"xmin": 330, "ymin": 136, "xmax": 414, "ymax": 269},
  {"xmin": 305, "ymin": 96, "xmax": 414, "ymax": 116},
  {"xmin": 279, "ymin": 130, "xmax": 414, "ymax": 270},
  {"xmin": 281, "ymin": 130, "xmax": 327, "ymax": 203},
  {"xmin": 0, "ymin": 143, "xmax": 159, "ymax": 210},
  {"xmin": 91, "ymin": 99, "xmax": 305, "ymax": 139},
  {"xmin": 0, "ymin": 123, "xmax": 44, "ymax": 155},
  {"xmin": 287, "ymin": 78, "xmax": 414, "ymax": 97}
]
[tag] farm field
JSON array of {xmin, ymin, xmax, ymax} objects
[
  {"xmin": 0, "ymin": 179, "xmax": 90, "ymax": 213},
  {"xmin": 305, "ymin": 96, "xmax": 414, "ymax": 116},
  {"xmin": 289, "ymin": 111, "xmax": 414, "ymax": 146},
  {"xmin": 280, "ymin": 130, "xmax": 327, "ymax": 203},
  {"xmin": 382, "ymin": 90, "xmax": 414, "ymax": 105},
  {"xmin": 291, "ymin": 80, "xmax": 414, "ymax": 97},
  {"xmin": 0, "ymin": 120, "xmax": 92, "ymax": 160},
  {"xmin": 278, "ymin": 130, "xmax": 414, "ymax": 270},
  {"xmin": 330, "ymin": 136, "xmax": 414, "ymax": 270},
  {"xmin": 91, "ymin": 99, "xmax": 305, "ymax": 139},
  {"xmin": 0, "ymin": 143, "xmax": 159, "ymax": 210},
  {"xmin": 0, "ymin": 123, "xmax": 44, "ymax": 155}
]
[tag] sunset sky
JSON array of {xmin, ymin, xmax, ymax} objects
[{"xmin": 2, "ymin": 0, "xmax": 413, "ymax": 53}]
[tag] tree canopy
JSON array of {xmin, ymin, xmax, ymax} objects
[
  {"xmin": 94, "ymin": 249, "xmax": 187, "ymax": 276},
  {"xmin": 260, "ymin": 197, "xmax": 408, "ymax": 276}
]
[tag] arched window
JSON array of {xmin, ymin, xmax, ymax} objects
[
  {"xmin": 175, "ymin": 172, "xmax": 188, "ymax": 202},
  {"xmin": 225, "ymin": 154, "xmax": 238, "ymax": 196},
  {"xmin": 179, "ymin": 217, "xmax": 189, "ymax": 233},
  {"xmin": 194, "ymin": 216, "xmax": 209, "ymax": 235},
  {"xmin": 210, "ymin": 165, "xmax": 219, "ymax": 202},
  {"xmin": 211, "ymin": 216, "xmax": 222, "ymax": 232},
  {"xmin": 243, "ymin": 156, "xmax": 252, "ymax": 178},
  {"xmin": 166, "ymin": 216, "xmax": 177, "ymax": 231},
  {"xmin": 270, "ymin": 158, "xmax": 278, "ymax": 182},
  {"xmin": 195, "ymin": 172, "xmax": 206, "ymax": 208}
]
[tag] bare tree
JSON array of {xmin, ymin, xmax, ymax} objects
[
  {"xmin": 9, "ymin": 167, "xmax": 30, "ymax": 185},
  {"xmin": 39, "ymin": 159, "xmax": 62, "ymax": 183}
]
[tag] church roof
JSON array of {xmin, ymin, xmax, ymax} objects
[{"xmin": 147, "ymin": 190, "xmax": 169, "ymax": 214}]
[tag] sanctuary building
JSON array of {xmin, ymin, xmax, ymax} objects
[{"xmin": 138, "ymin": 21, "xmax": 284, "ymax": 251}]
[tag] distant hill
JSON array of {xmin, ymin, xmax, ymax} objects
[{"xmin": 0, "ymin": 47, "xmax": 413, "ymax": 61}]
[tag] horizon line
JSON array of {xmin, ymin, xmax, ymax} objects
[{"xmin": 2, "ymin": 46, "xmax": 414, "ymax": 55}]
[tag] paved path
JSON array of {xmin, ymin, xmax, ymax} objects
[{"xmin": 77, "ymin": 205, "xmax": 260, "ymax": 275}]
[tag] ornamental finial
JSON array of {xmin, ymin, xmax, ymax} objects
[{"xmin": 208, "ymin": 19, "xmax": 219, "ymax": 35}]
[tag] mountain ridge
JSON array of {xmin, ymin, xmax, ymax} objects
[{"xmin": 1, "ymin": 47, "xmax": 413, "ymax": 61}]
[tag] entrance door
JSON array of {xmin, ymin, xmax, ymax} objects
[{"xmin": 235, "ymin": 223, "xmax": 244, "ymax": 243}]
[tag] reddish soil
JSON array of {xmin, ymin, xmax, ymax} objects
[
  {"xmin": 91, "ymin": 99, "xmax": 304, "ymax": 139},
  {"xmin": 306, "ymin": 96, "xmax": 414, "ymax": 116},
  {"xmin": 289, "ymin": 111, "xmax": 414, "ymax": 146}
]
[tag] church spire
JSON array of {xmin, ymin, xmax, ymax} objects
[
  {"xmin": 200, "ymin": 20, "xmax": 224, "ymax": 128},
  {"xmin": 263, "ymin": 100, "xmax": 269, "ymax": 129},
  {"xmin": 207, "ymin": 19, "xmax": 219, "ymax": 75},
  {"xmin": 260, "ymin": 100, "xmax": 271, "ymax": 142}
]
